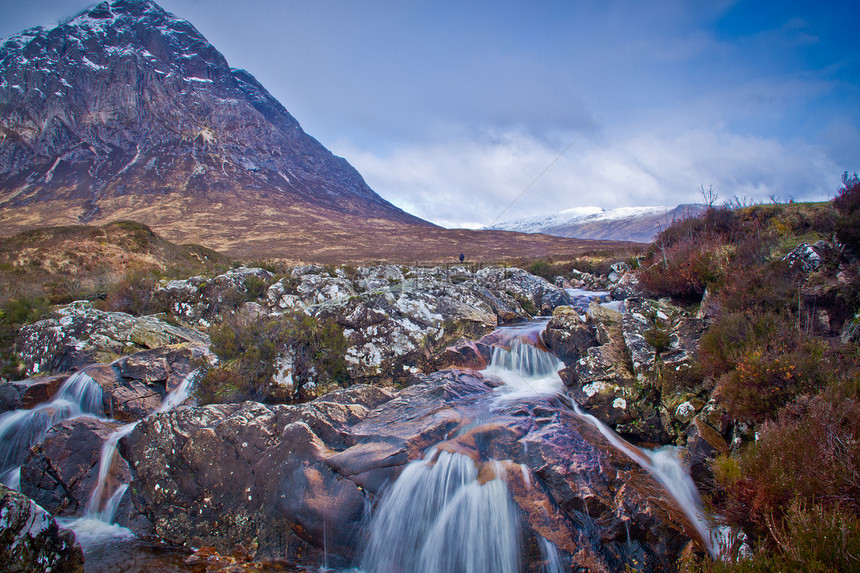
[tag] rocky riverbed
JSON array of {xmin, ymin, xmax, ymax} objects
[{"xmin": 0, "ymin": 263, "xmax": 727, "ymax": 571}]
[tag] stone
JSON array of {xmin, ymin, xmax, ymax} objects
[
  {"xmin": 0, "ymin": 375, "xmax": 66, "ymax": 414},
  {"xmin": 0, "ymin": 484, "xmax": 84, "ymax": 573},
  {"xmin": 20, "ymin": 417, "xmax": 128, "ymax": 517},
  {"xmin": 432, "ymin": 338, "xmax": 492, "ymax": 370},
  {"xmin": 543, "ymin": 306, "xmax": 597, "ymax": 366},
  {"xmin": 783, "ymin": 242, "xmax": 822, "ymax": 273},
  {"xmin": 16, "ymin": 301, "xmax": 209, "ymax": 376}
]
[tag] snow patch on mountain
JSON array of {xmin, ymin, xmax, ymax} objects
[{"xmin": 490, "ymin": 206, "xmax": 670, "ymax": 233}]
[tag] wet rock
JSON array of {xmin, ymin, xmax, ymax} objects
[
  {"xmin": 0, "ymin": 484, "xmax": 84, "ymax": 572},
  {"xmin": 121, "ymin": 368, "xmax": 706, "ymax": 569},
  {"xmin": 20, "ymin": 417, "xmax": 128, "ymax": 517},
  {"xmin": 475, "ymin": 267, "xmax": 573, "ymax": 315},
  {"xmin": 432, "ymin": 338, "xmax": 493, "ymax": 370},
  {"xmin": 0, "ymin": 375, "xmax": 66, "ymax": 414},
  {"xmin": 543, "ymin": 306, "xmax": 597, "ymax": 366},
  {"xmin": 120, "ymin": 384, "xmax": 397, "ymax": 566},
  {"xmin": 16, "ymin": 301, "xmax": 209, "ymax": 376},
  {"xmin": 683, "ymin": 417, "xmax": 730, "ymax": 490},
  {"xmin": 83, "ymin": 344, "xmax": 206, "ymax": 421}
]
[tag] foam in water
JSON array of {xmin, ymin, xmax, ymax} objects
[
  {"xmin": 483, "ymin": 339, "xmax": 564, "ymax": 402},
  {"xmin": 362, "ymin": 450, "xmax": 520, "ymax": 573}
]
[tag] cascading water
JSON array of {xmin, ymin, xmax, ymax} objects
[
  {"xmin": 362, "ymin": 450, "xmax": 521, "ymax": 573},
  {"xmin": 362, "ymin": 314, "xmax": 722, "ymax": 571},
  {"xmin": 0, "ymin": 370, "xmax": 104, "ymax": 487}
]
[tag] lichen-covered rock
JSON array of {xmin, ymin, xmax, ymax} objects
[
  {"xmin": 475, "ymin": 267, "xmax": 573, "ymax": 315},
  {"xmin": 16, "ymin": 301, "xmax": 209, "ymax": 376},
  {"xmin": 154, "ymin": 267, "xmax": 273, "ymax": 326},
  {"xmin": 83, "ymin": 344, "xmax": 207, "ymax": 421},
  {"xmin": 0, "ymin": 375, "xmax": 67, "ymax": 414},
  {"xmin": 0, "ymin": 484, "xmax": 84, "ymax": 573},
  {"xmin": 782, "ymin": 242, "xmax": 822, "ymax": 273},
  {"xmin": 543, "ymin": 306, "xmax": 597, "ymax": 366}
]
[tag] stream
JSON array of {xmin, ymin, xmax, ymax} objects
[{"xmin": 1, "ymin": 304, "xmax": 718, "ymax": 571}]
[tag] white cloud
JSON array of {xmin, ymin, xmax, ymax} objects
[{"xmin": 336, "ymin": 123, "xmax": 841, "ymax": 228}]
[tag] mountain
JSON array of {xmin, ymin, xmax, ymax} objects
[
  {"xmin": 0, "ymin": 0, "xmax": 436, "ymax": 256},
  {"xmin": 490, "ymin": 204, "xmax": 707, "ymax": 243},
  {"xmin": 0, "ymin": 0, "xmax": 645, "ymax": 262}
]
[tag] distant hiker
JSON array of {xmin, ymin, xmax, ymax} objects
[{"xmin": 459, "ymin": 253, "xmax": 465, "ymax": 263}]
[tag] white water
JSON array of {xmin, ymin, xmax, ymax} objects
[
  {"xmin": 362, "ymin": 314, "xmax": 721, "ymax": 571},
  {"xmin": 570, "ymin": 401, "xmax": 719, "ymax": 556},
  {"xmin": 0, "ymin": 371, "xmax": 104, "ymax": 480},
  {"xmin": 362, "ymin": 450, "xmax": 520, "ymax": 573}
]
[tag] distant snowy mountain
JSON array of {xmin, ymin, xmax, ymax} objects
[{"xmin": 490, "ymin": 204, "xmax": 707, "ymax": 243}]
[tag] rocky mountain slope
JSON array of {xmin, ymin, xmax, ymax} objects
[
  {"xmin": 0, "ymin": 0, "xmax": 635, "ymax": 261},
  {"xmin": 492, "ymin": 204, "xmax": 706, "ymax": 243},
  {"xmin": 0, "ymin": 0, "xmax": 430, "ymax": 253}
]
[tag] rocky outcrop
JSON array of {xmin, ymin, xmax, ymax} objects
[
  {"xmin": 16, "ymin": 301, "xmax": 209, "ymax": 376},
  {"xmin": 0, "ymin": 484, "xmax": 84, "ymax": 573},
  {"xmin": 558, "ymin": 297, "xmax": 710, "ymax": 445},
  {"xmin": 120, "ymin": 370, "xmax": 706, "ymax": 569},
  {"xmin": 153, "ymin": 267, "xmax": 273, "ymax": 327}
]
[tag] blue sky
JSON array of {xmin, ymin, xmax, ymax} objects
[{"xmin": 2, "ymin": 0, "xmax": 858, "ymax": 228}]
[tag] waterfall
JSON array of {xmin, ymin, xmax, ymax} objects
[
  {"xmin": 483, "ymin": 336, "xmax": 565, "ymax": 401},
  {"xmin": 570, "ymin": 401, "xmax": 720, "ymax": 556},
  {"xmin": 81, "ymin": 369, "xmax": 199, "ymax": 525},
  {"xmin": 85, "ymin": 421, "xmax": 138, "ymax": 520},
  {"xmin": 362, "ymin": 450, "xmax": 521, "ymax": 573},
  {"xmin": 0, "ymin": 371, "xmax": 104, "ymax": 480}
]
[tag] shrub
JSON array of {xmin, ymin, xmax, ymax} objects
[
  {"xmin": 243, "ymin": 275, "xmax": 268, "ymax": 301},
  {"xmin": 196, "ymin": 311, "xmax": 348, "ymax": 405},
  {"xmin": 103, "ymin": 271, "xmax": 166, "ymax": 316},
  {"xmin": 0, "ymin": 296, "xmax": 52, "ymax": 379},
  {"xmin": 714, "ymin": 390, "xmax": 860, "ymax": 540},
  {"xmin": 638, "ymin": 235, "xmax": 723, "ymax": 300},
  {"xmin": 834, "ymin": 171, "xmax": 860, "ymax": 255},
  {"xmin": 699, "ymin": 501, "xmax": 860, "ymax": 572}
]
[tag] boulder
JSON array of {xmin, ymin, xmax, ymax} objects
[
  {"xmin": 15, "ymin": 301, "xmax": 209, "ymax": 376},
  {"xmin": 83, "ymin": 343, "xmax": 207, "ymax": 421},
  {"xmin": 431, "ymin": 338, "xmax": 493, "ymax": 370},
  {"xmin": 0, "ymin": 484, "xmax": 84, "ymax": 572},
  {"xmin": 20, "ymin": 417, "xmax": 129, "ymax": 518},
  {"xmin": 543, "ymin": 306, "xmax": 597, "ymax": 366},
  {"xmin": 0, "ymin": 375, "xmax": 67, "ymax": 414},
  {"xmin": 120, "ymin": 384, "xmax": 397, "ymax": 567}
]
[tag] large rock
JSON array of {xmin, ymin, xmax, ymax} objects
[
  {"xmin": 20, "ymin": 417, "xmax": 128, "ymax": 518},
  {"xmin": 0, "ymin": 375, "xmax": 67, "ymax": 414},
  {"xmin": 120, "ymin": 385, "xmax": 396, "ymax": 566},
  {"xmin": 15, "ymin": 301, "xmax": 209, "ymax": 376},
  {"xmin": 120, "ymin": 370, "xmax": 708, "ymax": 569},
  {"xmin": 543, "ymin": 306, "xmax": 597, "ymax": 366},
  {"xmin": 83, "ymin": 344, "xmax": 207, "ymax": 421},
  {"xmin": 0, "ymin": 484, "xmax": 84, "ymax": 572},
  {"xmin": 562, "ymin": 304, "xmax": 668, "ymax": 444}
]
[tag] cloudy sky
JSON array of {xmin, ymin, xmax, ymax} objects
[{"xmin": 2, "ymin": 0, "xmax": 858, "ymax": 228}]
